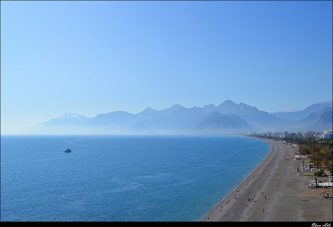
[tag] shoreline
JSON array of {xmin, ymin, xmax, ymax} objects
[
  {"xmin": 202, "ymin": 137, "xmax": 333, "ymax": 221},
  {"xmin": 202, "ymin": 137, "xmax": 276, "ymax": 221}
]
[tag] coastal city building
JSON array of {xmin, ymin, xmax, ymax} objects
[
  {"xmin": 322, "ymin": 130, "xmax": 333, "ymax": 139},
  {"xmin": 250, "ymin": 129, "xmax": 333, "ymax": 140}
]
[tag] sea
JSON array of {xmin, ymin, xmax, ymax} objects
[{"xmin": 1, "ymin": 135, "xmax": 269, "ymax": 221}]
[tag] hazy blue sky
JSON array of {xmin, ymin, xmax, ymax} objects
[{"xmin": 2, "ymin": 1, "xmax": 332, "ymax": 133}]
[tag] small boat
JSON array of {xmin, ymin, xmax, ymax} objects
[{"xmin": 64, "ymin": 149, "xmax": 71, "ymax": 153}]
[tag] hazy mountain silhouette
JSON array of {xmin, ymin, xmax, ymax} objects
[
  {"xmin": 42, "ymin": 100, "xmax": 332, "ymax": 134},
  {"xmin": 196, "ymin": 112, "xmax": 251, "ymax": 132},
  {"xmin": 43, "ymin": 113, "xmax": 87, "ymax": 126},
  {"xmin": 273, "ymin": 101, "xmax": 332, "ymax": 121},
  {"xmin": 300, "ymin": 108, "xmax": 333, "ymax": 132},
  {"xmin": 217, "ymin": 100, "xmax": 285, "ymax": 130}
]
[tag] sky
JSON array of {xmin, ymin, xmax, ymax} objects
[{"xmin": 1, "ymin": 1, "xmax": 332, "ymax": 134}]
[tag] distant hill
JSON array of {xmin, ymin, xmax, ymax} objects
[
  {"xmin": 217, "ymin": 100, "xmax": 285, "ymax": 130},
  {"xmin": 42, "ymin": 113, "xmax": 87, "ymax": 126},
  {"xmin": 273, "ymin": 101, "xmax": 332, "ymax": 132},
  {"xmin": 301, "ymin": 109, "xmax": 333, "ymax": 132},
  {"xmin": 87, "ymin": 111, "xmax": 135, "ymax": 128},
  {"xmin": 273, "ymin": 101, "xmax": 332, "ymax": 121},
  {"xmin": 41, "ymin": 100, "xmax": 333, "ymax": 134},
  {"xmin": 196, "ymin": 112, "xmax": 251, "ymax": 132}
]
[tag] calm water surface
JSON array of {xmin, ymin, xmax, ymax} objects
[{"xmin": 1, "ymin": 136, "xmax": 269, "ymax": 221}]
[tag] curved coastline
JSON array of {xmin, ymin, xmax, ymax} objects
[
  {"xmin": 202, "ymin": 137, "xmax": 276, "ymax": 221},
  {"xmin": 202, "ymin": 137, "xmax": 333, "ymax": 221}
]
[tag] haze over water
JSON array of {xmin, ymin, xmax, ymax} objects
[
  {"xmin": 1, "ymin": 136, "xmax": 269, "ymax": 221},
  {"xmin": 2, "ymin": 2, "xmax": 331, "ymax": 221}
]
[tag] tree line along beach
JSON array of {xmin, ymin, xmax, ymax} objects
[{"xmin": 203, "ymin": 138, "xmax": 333, "ymax": 221}]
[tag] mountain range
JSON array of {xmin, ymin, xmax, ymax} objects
[{"xmin": 41, "ymin": 100, "xmax": 332, "ymax": 135}]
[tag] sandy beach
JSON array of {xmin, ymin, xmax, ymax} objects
[{"xmin": 203, "ymin": 138, "xmax": 333, "ymax": 221}]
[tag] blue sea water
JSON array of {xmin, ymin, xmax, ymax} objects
[{"xmin": 1, "ymin": 135, "xmax": 269, "ymax": 221}]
